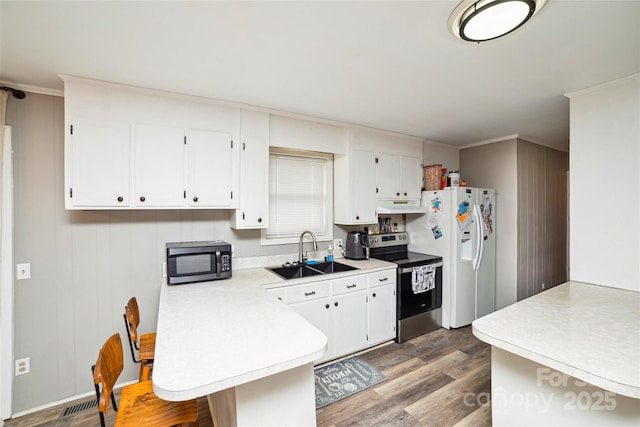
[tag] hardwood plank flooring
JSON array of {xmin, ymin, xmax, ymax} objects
[{"xmin": 4, "ymin": 326, "xmax": 490, "ymax": 427}]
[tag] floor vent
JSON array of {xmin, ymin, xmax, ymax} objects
[{"xmin": 60, "ymin": 399, "xmax": 98, "ymax": 417}]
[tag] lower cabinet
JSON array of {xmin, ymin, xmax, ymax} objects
[{"xmin": 278, "ymin": 268, "xmax": 396, "ymax": 364}]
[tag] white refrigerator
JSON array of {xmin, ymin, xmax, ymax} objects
[{"xmin": 407, "ymin": 187, "xmax": 496, "ymax": 329}]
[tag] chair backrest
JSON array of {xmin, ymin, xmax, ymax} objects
[
  {"xmin": 125, "ymin": 297, "xmax": 141, "ymax": 344},
  {"xmin": 93, "ymin": 333, "xmax": 124, "ymax": 415}
]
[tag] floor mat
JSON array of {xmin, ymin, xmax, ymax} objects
[{"xmin": 314, "ymin": 355, "xmax": 387, "ymax": 408}]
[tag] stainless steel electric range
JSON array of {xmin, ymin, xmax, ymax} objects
[{"xmin": 368, "ymin": 232, "xmax": 443, "ymax": 343}]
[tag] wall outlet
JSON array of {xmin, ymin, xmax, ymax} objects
[
  {"xmin": 15, "ymin": 357, "xmax": 30, "ymax": 376},
  {"xmin": 333, "ymin": 239, "xmax": 344, "ymax": 258},
  {"xmin": 16, "ymin": 263, "xmax": 31, "ymax": 280}
]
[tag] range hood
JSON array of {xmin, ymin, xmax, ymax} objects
[{"xmin": 377, "ymin": 199, "xmax": 426, "ymax": 214}]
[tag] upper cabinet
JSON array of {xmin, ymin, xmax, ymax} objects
[
  {"xmin": 62, "ymin": 75, "xmax": 240, "ymax": 210},
  {"xmin": 67, "ymin": 117, "xmax": 131, "ymax": 207},
  {"xmin": 334, "ymin": 149, "xmax": 378, "ymax": 225},
  {"xmin": 376, "ymin": 154, "xmax": 422, "ymax": 201},
  {"xmin": 230, "ymin": 110, "xmax": 270, "ymax": 229},
  {"xmin": 134, "ymin": 124, "xmax": 186, "ymax": 207},
  {"xmin": 334, "ymin": 129, "xmax": 423, "ymax": 225}
]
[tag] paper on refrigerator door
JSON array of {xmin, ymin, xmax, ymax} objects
[
  {"xmin": 456, "ymin": 201, "xmax": 473, "ymax": 231},
  {"xmin": 423, "ymin": 194, "xmax": 444, "ymax": 239},
  {"xmin": 480, "ymin": 194, "xmax": 494, "ymax": 236}
]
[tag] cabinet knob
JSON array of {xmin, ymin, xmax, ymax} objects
[
  {"xmin": 117, "ymin": 196, "xmax": 123, "ymax": 203},
  {"xmin": 334, "ymin": 301, "xmax": 339, "ymax": 307},
  {"xmin": 193, "ymin": 196, "xmax": 198, "ymax": 202},
  {"xmin": 325, "ymin": 304, "xmax": 330, "ymax": 309},
  {"xmin": 356, "ymin": 216, "xmax": 360, "ymax": 220},
  {"xmin": 372, "ymin": 293, "xmax": 377, "ymax": 298},
  {"xmin": 139, "ymin": 196, "xmax": 146, "ymax": 202},
  {"xmin": 404, "ymin": 192, "xmax": 407, "ymax": 196},
  {"xmin": 258, "ymin": 217, "xmax": 262, "ymax": 223},
  {"xmin": 396, "ymin": 192, "xmax": 400, "ymax": 196}
]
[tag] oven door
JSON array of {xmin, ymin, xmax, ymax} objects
[{"xmin": 397, "ymin": 262, "xmax": 442, "ymax": 320}]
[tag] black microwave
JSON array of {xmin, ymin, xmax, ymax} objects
[{"xmin": 166, "ymin": 241, "xmax": 232, "ymax": 285}]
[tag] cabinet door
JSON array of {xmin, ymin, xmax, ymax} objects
[
  {"xmin": 368, "ymin": 284, "xmax": 397, "ymax": 345},
  {"xmin": 376, "ymin": 153, "xmax": 402, "ymax": 199},
  {"xmin": 350, "ymin": 150, "xmax": 378, "ymax": 223},
  {"xmin": 231, "ymin": 110, "xmax": 269, "ymax": 228},
  {"xmin": 67, "ymin": 117, "xmax": 131, "ymax": 208},
  {"xmin": 331, "ymin": 291, "xmax": 368, "ymax": 359},
  {"xmin": 134, "ymin": 124, "xmax": 185, "ymax": 207},
  {"xmin": 187, "ymin": 129, "xmax": 234, "ymax": 207},
  {"xmin": 290, "ymin": 299, "xmax": 332, "ymax": 362},
  {"xmin": 402, "ymin": 156, "xmax": 423, "ymax": 199}
]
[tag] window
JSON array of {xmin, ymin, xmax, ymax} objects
[{"xmin": 262, "ymin": 148, "xmax": 333, "ymax": 245}]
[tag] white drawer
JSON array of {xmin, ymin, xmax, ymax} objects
[
  {"xmin": 267, "ymin": 287, "xmax": 286, "ymax": 302},
  {"xmin": 287, "ymin": 280, "xmax": 331, "ymax": 304},
  {"xmin": 369, "ymin": 268, "xmax": 396, "ymax": 288},
  {"xmin": 332, "ymin": 274, "xmax": 367, "ymax": 295}
]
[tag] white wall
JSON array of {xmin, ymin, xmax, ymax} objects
[
  {"xmin": 423, "ymin": 139, "xmax": 459, "ymax": 176},
  {"xmin": 567, "ymin": 74, "xmax": 640, "ymax": 291}
]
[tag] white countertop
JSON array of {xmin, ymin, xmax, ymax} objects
[
  {"xmin": 472, "ymin": 281, "xmax": 640, "ymax": 398},
  {"xmin": 152, "ymin": 268, "xmax": 326, "ymax": 401},
  {"xmin": 152, "ymin": 258, "xmax": 395, "ymax": 401}
]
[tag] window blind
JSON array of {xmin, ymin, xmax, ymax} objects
[{"xmin": 266, "ymin": 154, "xmax": 328, "ymax": 239}]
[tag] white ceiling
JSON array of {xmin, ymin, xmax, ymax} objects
[{"xmin": 1, "ymin": 1, "xmax": 639, "ymax": 151}]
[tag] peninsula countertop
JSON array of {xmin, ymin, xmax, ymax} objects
[
  {"xmin": 472, "ymin": 281, "xmax": 640, "ymax": 398},
  {"xmin": 151, "ymin": 267, "xmax": 328, "ymax": 401},
  {"xmin": 152, "ymin": 258, "xmax": 395, "ymax": 401}
]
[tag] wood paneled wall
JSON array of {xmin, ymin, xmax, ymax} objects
[{"xmin": 516, "ymin": 141, "xmax": 569, "ymax": 299}]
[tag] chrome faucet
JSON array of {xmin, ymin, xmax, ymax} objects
[{"xmin": 298, "ymin": 230, "xmax": 318, "ymax": 264}]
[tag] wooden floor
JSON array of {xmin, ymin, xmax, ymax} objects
[{"xmin": 4, "ymin": 326, "xmax": 490, "ymax": 427}]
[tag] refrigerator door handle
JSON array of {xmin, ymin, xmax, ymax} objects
[{"xmin": 472, "ymin": 204, "xmax": 484, "ymax": 271}]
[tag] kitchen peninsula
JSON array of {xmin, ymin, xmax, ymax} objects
[
  {"xmin": 472, "ymin": 281, "xmax": 640, "ymax": 426},
  {"xmin": 152, "ymin": 258, "xmax": 395, "ymax": 426},
  {"xmin": 152, "ymin": 267, "xmax": 326, "ymax": 426}
]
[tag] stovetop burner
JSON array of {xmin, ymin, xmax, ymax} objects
[{"xmin": 368, "ymin": 232, "xmax": 441, "ymax": 267}]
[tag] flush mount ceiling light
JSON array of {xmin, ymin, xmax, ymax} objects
[{"xmin": 448, "ymin": 0, "xmax": 548, "ymax": 43}]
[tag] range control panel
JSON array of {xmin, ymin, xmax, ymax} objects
[{"xmin": 368, "ymin": 232, "xmax": 409, "ymax": 248}]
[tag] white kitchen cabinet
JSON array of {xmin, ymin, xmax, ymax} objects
[
  {"xmin": 231, "ymin": 110, "xmax": 269, "ymax": 228},
  {"xmin": 187, "ymin": 129, "xmax": 235, "ymax": 207},
  {"xmin": 401, "ymin": 156, "xmax": 423, "ymax": 200},
  {"xmin": 329, "ymin": 290, "xmax": 368, "ymax": 362},
  {"xmin": 377, "ymin": 154, "xmax": 422, "ymax": 200},
  {"xmin": 277, "ymin": 267, "xmax": 395, "ymax": 364},
  {"xmin": 367, "ymin": 268, "xmax": 397, "ymax": 345},
  {"xmin": 134, "ymin": 124, "xmax": 186, "ymax": 207},
  {"xmin": 66, "ymin": 116, "xmax": 131, "ymax": 208},
  {"xmin": 368, "ymin": 284, "xmax": 396, "ymax": 345},
  {"xmin": 334, "ymin": 149, "xmax": 378, "ymax": 225},
  {"xmin": 62, "ymin": 75, "xmax": 242, "ymax": 210}
]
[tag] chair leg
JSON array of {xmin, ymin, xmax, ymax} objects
[{"xmin": 139, "ymin": 362, "xmax": 153, "ymax": 382}]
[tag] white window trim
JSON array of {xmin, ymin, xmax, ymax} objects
[{"xmin": 261, "ymin": 148, "xmax": 333, "ymax": 246}]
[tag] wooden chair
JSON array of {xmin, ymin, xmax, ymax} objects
[
  {"xmin": 123, "ymin": 296, "xmax": 156, "ymax": 381},
  {"xmin": 92, "ymin": 333, "xmax": 198, "ymax": 427}
]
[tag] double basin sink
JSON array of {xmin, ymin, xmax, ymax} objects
[{"xmin": 267, "ymin": 261, "xmax": 357, "ymax": 280}]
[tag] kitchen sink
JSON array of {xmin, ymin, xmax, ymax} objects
[
  {"xmin": 306, "ymin": 261, "xmax": 358, "ymax": 274},
  {"xmin": 267, "ymin": 261, "xmax": 357, "ymax": 280}
]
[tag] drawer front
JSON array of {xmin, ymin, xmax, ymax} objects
[
  {"xmin": 267, "ymin": 287, "xmax": 286, "ymax": 302},
  {"xmin": 369, "ymin": 268, "xmax": 397, "ymax": 288},
  {"xmin": 287, "ymin": 280, "xmax": 331, "ymax": 304},
  {"xmin": 332, "ymin": 274, "xmax": 368, "ymax": 295}
]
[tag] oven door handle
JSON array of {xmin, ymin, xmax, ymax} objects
[{"xmin": 399, "ymin": 262, "xmax": 442, "ymax": 274}]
